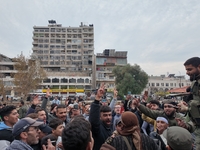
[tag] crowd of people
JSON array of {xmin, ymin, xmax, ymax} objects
[{"xmin": 0, "ymin": 56, "xmax": 200, "ymax": 150}]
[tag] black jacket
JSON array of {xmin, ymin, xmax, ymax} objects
[{"xmin": 89, "ymin": 100, "xmax": 113, "ymax": 150}]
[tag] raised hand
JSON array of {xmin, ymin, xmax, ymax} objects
[
  {"xmin": 113, "ymin": 88, "xmax": 118, "ymax": 99},
  {"xmin": 177, "ymin": 101, "xmax": 188, "ymax": 113},
  {"xmin": 42, "ymin": 139, "xmax": 55, "ymax": 150},
  {"xmin": 96, "ymin": 83, "xmax": 105, "ymax": 101},
  {"xmin": 46, "ymin": 88, "xmax": 51, "ymax": 98},
  {"xmin": 32, "ymin": 95, "xmax": 40, "ymax": 105},
  {"xmin": 175, "ymin": 118, "xmax": 188, "ymax": 129},
  {"xmin": 133, "ymin": 98, "xmax": 140, "ymax": 107}
]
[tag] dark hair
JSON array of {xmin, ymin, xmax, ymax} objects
[
  {"xmin": 26, "ymin": 113, "xmax": 38, "ymax": 119},
  {"xmin": 49, "ymin": 118, "xmax": 63, "ymax": 130},
  {"xmin": 184, "ymin": 57, "xmax": 200, "ymax": 67},
  {"xmin": 62, "ymin": 118, "xmax": 91, "ymax": 150},
  {"xmin": 100, "ymin": 105, "xmax": 111, "ymax": 113},
  {"xmin": 20, "ymin": 100, "xmax": 24, "ymax": 105},
  {"xmin": 56, "ymin": 104, "xmax": 66, "ymax": 110},
  {"xmin": 0, "ymin": 105, "xmax": 16, "ymax": 121},
  {"xmin": 34, "ymin": 107, "xmax": 45, "ymax": 114},
  {"xmin": 50, "ymin": 103, "xmax": 57, "ymax": 111}
]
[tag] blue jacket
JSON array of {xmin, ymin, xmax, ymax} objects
[{"xmin": 0, "ymin": 122, "xmax": 14, "ymax": 150}]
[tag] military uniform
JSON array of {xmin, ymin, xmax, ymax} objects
[{"xmin": 188, "ymin": 79, "xmax": 200, "ymax": 149}]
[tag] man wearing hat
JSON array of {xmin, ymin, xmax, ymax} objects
[
  {"xmin": 163, "ymin": 126, "xmax": 193, "ymax": 150},
  {"xmin": 133, "ymin": 99, "xmax": 195, "ymax": 133},
  {"xmin": 6, "ymin": 117, "xmax": 44, "ymax": 150},
  {"xmin": 104, "ymin": 111, "xmax": 159, "ymax": 150}
]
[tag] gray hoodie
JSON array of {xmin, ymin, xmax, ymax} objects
[{"xmin": 6, "ymin": 140, "xmax": 33, "ymax": 150}]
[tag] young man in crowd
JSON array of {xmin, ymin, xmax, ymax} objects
[
  {"xmin": 133, "ymin": 99, "xmax": 194, "ymax": 133},
  {"xmin": 52, "ymin": 96, "xmax": 60, "ymax": 105},
  {"xmin": 0, "ymin": 105, "xmax": 19, "ymax": 149},
  {"xmin": 55, "ymin": 104, "xmax": 68, "ymax": 126},
  {"xmin": 18, "ymin": 100, "xmax": 27, "ymax": 119},
  {"xmin": 35, "ymin": 108, "xmax": 48, "ymax": 124},
  {"xmin": 182, "ymin": 57, "xmax": 200, "ymax": 149},
  {"xmin": 89, "ymin": 84, "xmax": 113, "ymax": 150},
  {"xmin": 62, "ymin": 116, "xmax": 94, "ymax": 150},
  {"xmin": 47, "ymin": 118, "xmax": 64, "ymax": 150}
]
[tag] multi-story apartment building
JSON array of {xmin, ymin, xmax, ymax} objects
[
  {"xmin": 96, "ymin": 49, "xmax": 127, "ymax": 92},
  {"xmin": 147, "ymin": 74, "xmax": 191, "ymax": 94},
  {"xmin": 0, "ymin": 54, "xmax": 16, "ymax": 97},
  {"xmin": 32, "ymin": 21, "xmax": 95, "ymax": 96}
]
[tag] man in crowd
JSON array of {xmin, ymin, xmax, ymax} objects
[
  {"xmin": 133, "ymin": 99, "xmax": 195, "ymax": 133},
  {"xmin": 0, "ymin": 105, "xmax": 19, "ymax": 149},
  {"xmin": 163, "ymin": 126, "xmax": 193, "ymax": 150},
  {"xmin": 182, "ymin": 57, "xmax": 200, "ymax": 149},
  {"xmin": 52, "ymin": 96, "xmax": 60, "ymax": 105},
  {"xmin": 35, "ymin": 108, "xmax": 48, "ymax": 124},
  {"xmin": 89, "ymin": 84, "xmax": 113, "ymax": 150},
  {"xmin": 62, "ymin": 116, "xmax": 94, "ymax": 150},
  {"xmin": 18, "ymin": 100, "xmax": 27, "ymax": 119},
  {"xmin": 149, "ymin": 117, "xmax": 169, "ymax": 150},
  {"xmin": 6, "ymin": 117, "xmax": 44, "ymax": 150},
  {"xmin": 55, "ymin": 104, "xmax": 68, "ymax": 126}
]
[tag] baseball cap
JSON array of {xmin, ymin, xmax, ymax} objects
[
  {"xmin": 38, "ymin": 123, "xmax": 52, "ymax": 134},
  {"xmin": 13, "ymin": 117, "xmax": 44, "ymax": 137},
  {"xmin": 163, "ymin": 126, "xmax": 193, "ymax": 150}
]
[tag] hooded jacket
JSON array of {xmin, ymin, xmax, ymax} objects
[
  {"xmin": 0, "ymin": 122, "xmax": 14, "ymax": 150},
  {"xmin": 6, "ymin": 140, "xmax": 33, "ymax": 150}
]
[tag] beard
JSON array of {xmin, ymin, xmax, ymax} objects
[{"xmin": 190, "ymin": 73, "xmax": 200, "ymax": 81}]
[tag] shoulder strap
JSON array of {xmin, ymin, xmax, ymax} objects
[{"xmin": 122, "ymin": 136, "xmax": 132, "ymax": 150}]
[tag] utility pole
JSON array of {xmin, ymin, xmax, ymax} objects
[{"xmin": 179, "ymin": 71, "xmax": 181, "ymax": 87}]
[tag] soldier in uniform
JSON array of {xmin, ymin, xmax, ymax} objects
[{"xmin": 183, "ymin": 57, "xmax": 200, "ymax": 149}]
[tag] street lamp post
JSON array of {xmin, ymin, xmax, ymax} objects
[{"xmin": 179, "ymin": 71, "xmax": 181, "ymax": 87}]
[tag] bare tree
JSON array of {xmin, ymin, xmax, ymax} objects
[{"xmin": 13, "ymin": 54, "xmax": 46, "ymax": 100}]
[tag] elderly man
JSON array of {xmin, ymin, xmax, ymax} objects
[{"xmin": 6, "ymin": 117, "xmax": 44, "ymax": 150}]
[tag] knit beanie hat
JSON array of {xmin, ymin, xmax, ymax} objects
[{"xmin": 121, "ymin": 111, "xmax": 139, "ymax": 128}]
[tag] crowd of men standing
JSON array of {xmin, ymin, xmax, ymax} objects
[{"xmin": 0, "ymin": 56, "xmax": 200, "ymax": 150}]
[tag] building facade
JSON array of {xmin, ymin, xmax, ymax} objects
[
  {"xmin": 32, "ymin": 21, "xmax": 95, "ymax": 96},
  {"xmin": 0, "ymin": 54, "xmax": 16, "ymax": 98},
  {"xmin": 147, "ymin": 74, "xmax": 191, "ymax": 94},
  {"xmin": 96, "ymin": 49, "xmax": 127, "ymax": 92}
]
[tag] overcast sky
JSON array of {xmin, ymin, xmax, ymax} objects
[{"xmin": 0, "ymin": 0, "xmax": 199, "ymax": 77}]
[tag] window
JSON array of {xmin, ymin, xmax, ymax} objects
[
  {"xmin": 69, "ymin": 78, "xmax": 76, "ymax": 83},
  {"xmin": 161, "ymin": 83, "xmax": 164, "ymax": 86},
  {"xmin": 156, "ymin": 83, "xmax": 159, "ymax": 86},
  {"xmin": 61, "ymin": 78, "xmax": 68, "ymax": 83},
  {"xmin": 52, "ymin": 78, "xmax": 59, "ymax": 83},
  {"xmin": 151, "ymin": 83, "xmax": 155, "ymax": 86},
  {"xmin": 77, "ymin": 78, "xmax": 84, "ymax": 83},
  {"xmin": 85, "ymin": 78, "xmax": 89, "ymax": 83},
  {"xmin": 170, "ymin": 83, "xmax": 173, "ymax": 86},
  {"xmin": 166, "ymin": 83, "xmax": 169, "ymax": 86},
  {"xmin": 43, "ymin": 78, "xmax": 51, "ymax": 83}
]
